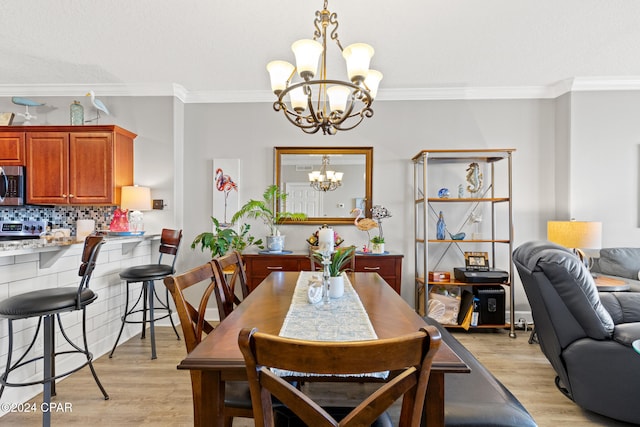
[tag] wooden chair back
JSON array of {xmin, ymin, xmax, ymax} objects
[
  {"xmin": 165, "ymin": 261, "xmax": 254, "ymax": 425},
  {"xmin": 158, "ymin": 228, "xmax": 183, "ymax": 270},
  {"xmin": 212, "ymin": 251, "xmax": 249, "ymax": 321},
  {"xmin": 163, "ymin": 261, "xmax": 216, "ymax": 353},
  {"xmin": 238, "ymin": 325, "xmax": 442, "ymax": 427}
]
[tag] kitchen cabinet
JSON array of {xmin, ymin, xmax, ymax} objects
[
  {"xmin": 0, "ymin": 131, "xmax": 25, "ymax": 165},
  {"xmin": 412, "ymin": 149, "xmax": 515, "ymax": 337},
  {"xmin": 11, "ymin": 125, "xmax": 136, "ymax": 205},
  {"xmin": 243, "ymin": 252, "xmax": 403, "ymax": 294}
]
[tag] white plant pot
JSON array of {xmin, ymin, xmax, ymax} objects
[
  {"xmin": 329, "ymin": 275, "xmax": 344, "ymax": 298},
  {"xmin": 266, "ymin": 235, "xmax": 285, "ymax": 253},
  {"xmin": 371, "ymin": 242, "xmax": 385, "ymax": 254}
]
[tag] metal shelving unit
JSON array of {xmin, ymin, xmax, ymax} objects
[{"xmin": 412, "ymin": 149, "xmax": 516, "ymax": 338}]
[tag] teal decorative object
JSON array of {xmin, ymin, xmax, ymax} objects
[{"xmin": 437, "ymin": 188, "xmax": 450, "ymax": 198}]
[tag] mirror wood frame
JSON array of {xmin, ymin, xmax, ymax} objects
[{"xmin": 274, "ymin": 146, "xmax": 373, "ymax": 225}]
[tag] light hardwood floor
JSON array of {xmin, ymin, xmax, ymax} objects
[{"xmin": 1, "ymin": 326, "xmax": 635, "ymax": 426}]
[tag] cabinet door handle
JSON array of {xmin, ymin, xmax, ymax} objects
[
  {"xmin": 363, "ymin": 266, "xmax": 380, "ymax": 271},
  {"xmin": 266, "ymin": 266, "xmax": 283, "ymax": 270},
  {"xmin": 68, "ymin": 194, "xmax": 74, "ymax": 198},
  {"xmin": 61, "ymin": 194, "xmax": 67, "ymax": 197}
]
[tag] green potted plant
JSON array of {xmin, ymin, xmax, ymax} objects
[
  {"xmin": 191, "ymin": 217, "xmax": 263, "ymax": 258},
  {"xmin": 313, "ymin": 246, "xmax": 355, "ymax": 298},
  {"xmin": 370, "ymin": 235, "xmax": 385, "ymax": 254},
  {"xmin": 231, "ymin": 184, "xmax": 307, "ymax": 252}
]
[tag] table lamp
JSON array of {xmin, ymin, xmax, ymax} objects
[
  {"xmin": 120, "ymin": 185, "xmax": 151, "ymax": 232},
  {"xmin": 547, "ymin": 220, "xmax": 602, "ymax": 268}
]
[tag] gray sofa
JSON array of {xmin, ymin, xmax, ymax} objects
[
  {"xmin": 591, "ymin": 247, "xmax": 640, "ymax": 291},
  {"xmin": 424, "ymin": 317, "xmax": 537, "ymax": 427},
  {"xmin": 514, "ymin": 241, "xmax": 640, "ymax": 424}
]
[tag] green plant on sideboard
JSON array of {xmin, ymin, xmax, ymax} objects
[
  {"xmin": 231, "ymin": 184, "xmax": 307, "ymax": 236},
  {"xmin": 191, "ymin": 216, "xmax": 263, "ymax": 258}
]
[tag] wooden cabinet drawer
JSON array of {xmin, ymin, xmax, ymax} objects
[
  {"xmin": 250, "ymin": 257, "xmax": 303, "ymax": 275},
  {"xmin": 355, "ymin": 258, "xmax": 396, "ymax": 276}
]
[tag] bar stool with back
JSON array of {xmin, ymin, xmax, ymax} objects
[
  {"xmin": 109, "ymin": 228, "xmax": 182, "ymax": 360},
  {"xmin": 0, "ymin": 235, "xmax": 109, "ymax": 427}
]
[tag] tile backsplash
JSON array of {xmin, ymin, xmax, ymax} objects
[{"xmin": 0, "ymin": 206, "xmax": 117, "ymax": 235}]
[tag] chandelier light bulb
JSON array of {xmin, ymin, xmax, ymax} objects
[
  {"xmin": 342, "ymin": 43, "xmax": 374, "ymax": 83},
  {"xmin": 267, "ymin": 61, "xmax": 295, "ymax": 94},
  {"xmin": 364, "ymin": 70, "xmax": 383, "ymax": 99},
  {"xmin": 327, "ymin": 85, "xmax": 351, "ymax": 113},
  {"xmin": 291, "ymin": 39, "xmax": 323, "ymax": 81},
  {"xmin": 289, "ymin": 86, "xmax": 307, "ymax": 112}
]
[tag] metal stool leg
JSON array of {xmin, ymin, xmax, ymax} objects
[
  {"xmin": 43, "ymin": 314, "xmax": 53, "ymax": 427},
  {"xmin": 109, "ymin": 280, "xmax": 133, "ymax": 358},
  {"xmin": 141, "ymin": 282, "xmax": 148, "ymax": 340},
  {"xmin": 147, "ymin": 280, "xmax": 157, "ymax": 360},
  {"xmin": 80, "ymin": 310, "xmax": 109, "ymax": 400}
]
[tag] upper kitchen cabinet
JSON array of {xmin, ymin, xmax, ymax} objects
[
  {"xmin": 12, "ymin": 125, "xmax": 135, "ymax": 205},
  {"xmin": 0, "ymin": 131, "xmax": 26, "ymax": 165}
]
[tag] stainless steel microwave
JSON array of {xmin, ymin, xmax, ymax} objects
[{"xmin": 0, "ymin": 166, "xmax": 25, "ymax": 206}]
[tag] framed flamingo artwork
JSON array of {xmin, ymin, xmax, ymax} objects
[{"xmin": 212, "ymin": 159, "xmax": 240, "ymax": 228}]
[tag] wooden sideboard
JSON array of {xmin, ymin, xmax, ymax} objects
[{"xmin": 243, "ymin": 252, "xmax": 403, "ymax": 294}]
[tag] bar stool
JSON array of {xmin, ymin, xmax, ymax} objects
[
  {"xmin": 0, "ymin": 235, "xmax": 109, "ymax": 427},
  {"xmin": 109, "ymin": 228, "xmax": 182, "ymax": 360}
]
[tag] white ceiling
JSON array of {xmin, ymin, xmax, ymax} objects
[{"xmin": 2, "ymin": 1, "xmax": 640, "ymax": 100}]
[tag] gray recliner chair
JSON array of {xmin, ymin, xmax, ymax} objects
[{"xmin": 513, "ymin": 241, "xmax": 640, "ymax": 424}]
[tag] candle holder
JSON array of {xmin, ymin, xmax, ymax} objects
[{"xmin": 316, "ymin": 243, "xmax": 334, "ymax": 306}]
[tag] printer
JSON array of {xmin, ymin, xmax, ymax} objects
[{"xmin": 454, "ymin": 252, "xmax": 509, "ymax": 283}]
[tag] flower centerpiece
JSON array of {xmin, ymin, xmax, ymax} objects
[
  {"xmin": 307, "ymin": 225, "xmax": 344, "ymax": 248},
  {"xmin": 370, "ymin": 205, "xmax": 392, "ymax": 253}
]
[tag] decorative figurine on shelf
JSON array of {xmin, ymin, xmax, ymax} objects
[
  {"xmin": 436, "ymin": 211, "xmax": 446, "ymax": 240},
  {"xmin": 449, "ymin": 231, "xmax": 466, "ymax": 240},
  {"xmin": 466, "ymin": 162, "xmax": 483, "ymax": 195},
  {"xmin": 437, "ymin": 188, "xmax": 450, "ymax": 198},
  {"xmin": 12, "ymin": 97, "xmax": 44, "ymax": 125},
  {"xmin": 470, "ymin": 210, "xmax": 483, "ymax": 240},
  {"xmin": 458, "ymin": 184, "xmax": 464, "ymax": 198}
]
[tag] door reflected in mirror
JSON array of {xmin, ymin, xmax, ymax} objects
[{"xmin": 275, "ymin": 147, "xmax": 373, "ymax": 225}]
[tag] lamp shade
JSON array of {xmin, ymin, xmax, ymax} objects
[
  {"xmin": 342, "ymin": 43, "xmax": 374, "ymax": 83},
  {"xmin": 120, "ymin": 186, "xmax": 151, "ymax": 211},
  {"xmin": 291, "ymin": 39, "xmax": 323, "ymax": 80},
  {"xmin": 266, "ymin": 60, "xmax": 295, "ymax": 94},
  {"xmin": 547, "ymin": 220, "xmax": 602, "ymax": 249}
]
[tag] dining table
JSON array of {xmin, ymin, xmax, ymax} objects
[{"xmin": 178, "ymin": 271, "xmax": 470, "ymax": 426}]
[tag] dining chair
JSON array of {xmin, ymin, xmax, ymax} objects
[
  {"xmin": 238, "ymin": 325, "xmax": 442, "ymax": 427},
  {"xmin": 0, "ymin": 235, "xmax": 108, "ymax": 427},
  {"xmin": 164, "ymin": 261, "xmax": 253, "ymax": 427},
  {"xmin": 109, "ymin": 228, "xmax": 182, "ymax": 360},
  {"xmin": 212, "ymin": 250, "xmax": 250, "ymax": 321},
  {"xmin": 309, "ymin": 245, "xmax": 356, "ymax": 272}
]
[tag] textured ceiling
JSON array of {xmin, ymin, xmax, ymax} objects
[{"xmin": 2, "ymin": 0, "xmax": 640, "ymax": 98}]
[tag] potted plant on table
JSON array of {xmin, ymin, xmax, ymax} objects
[
  {"xmin": 231, "ymin": 184, "xmax": 307, "ymax": 253},
  {"xmin": 191, "ymin": 216, "xmax": 263, "ymax": 258},
  {"xmin": 312, "ymin": 245, "xmax": 355, "ymax": 298}
]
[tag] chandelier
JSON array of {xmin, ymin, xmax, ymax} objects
[
  {"xmin": 309, "ymin": 155, "xmax": 343, "ymax": 192},
  {"xmin": 266, "ymin": 0, "xmax": 382, "ymax": 135}
]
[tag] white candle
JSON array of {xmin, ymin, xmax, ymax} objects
[{"xmin": 318, "ymin": 228, "xmax": 334, "ymax": 250}]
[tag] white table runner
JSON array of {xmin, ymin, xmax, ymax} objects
[{"xmin": 275, "ymin": 271, "xmax": 386, "ymax": 378}]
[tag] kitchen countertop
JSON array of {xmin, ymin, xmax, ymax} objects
[{"xmin": 0, "ymin": 234, "xmax": 160, "ymax": 261}]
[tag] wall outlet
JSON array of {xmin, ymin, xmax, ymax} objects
[{"xmin": 152, "ymin": 199, "xmax": 164, "ymax": 210}]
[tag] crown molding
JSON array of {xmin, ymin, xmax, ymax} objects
[{"xmin": 0, "ymin": 77, "xmax": 639, "ymax": 103}]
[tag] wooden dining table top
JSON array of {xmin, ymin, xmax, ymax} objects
[{"xmin": 178, "ymin": 271, "xmax": 468, "ymax": 374}]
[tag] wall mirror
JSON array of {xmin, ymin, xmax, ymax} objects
[{"xmin": 274, "ymin": 147, "xmax": 373, "ymax": 225}]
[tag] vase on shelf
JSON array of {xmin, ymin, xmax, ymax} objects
[
  {"xmin": 436, "ymin": 211, "xmax": 446, "ymax": 240},
  {"xmin": 372, "ymin": 242, "xmax": 385, "ymax": 254}
]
